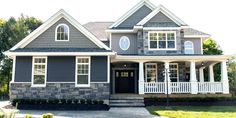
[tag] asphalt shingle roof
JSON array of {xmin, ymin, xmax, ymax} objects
[{"xmin": 11, "ymin": 48, "xmax": 112, "ymax": 52}]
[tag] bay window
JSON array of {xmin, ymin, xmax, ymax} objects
[{"xmin": 149, "ymin": 31, "xmax": 176, "ymax": 50}]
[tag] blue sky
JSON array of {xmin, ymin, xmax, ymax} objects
[{"xmin": 0, "ymin": 0, "xmax": 235, "ymax": 55}]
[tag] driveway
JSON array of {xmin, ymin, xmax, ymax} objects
[{"xmin": 15, "ymin": 107, "xmax": 159, "ymax": 118}]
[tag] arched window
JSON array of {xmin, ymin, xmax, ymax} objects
[
  {"xmin": 55, "ymin": 24, "xmax": 69, "ymax": 41},
  {"xmin": 184, "ymin": 41, "xmax": 194, "ymax": 54}
]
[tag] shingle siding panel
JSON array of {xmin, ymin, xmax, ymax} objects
[
  {"xmin": 91, "ymin": 56, "xmax": 107, "ymax": 82},
  {"xmin": 25, "ymin": 18, "xmax": 99, "ymax": 48},
  {"xmin": 15, "ymin": 56, "xmax": 32, "ymax": 82}
]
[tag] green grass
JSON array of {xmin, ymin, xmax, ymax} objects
[{"xmin": 146, "ymin": 106, "xmax": 236, "ymax": 118}]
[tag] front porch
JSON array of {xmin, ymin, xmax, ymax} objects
[{"xmin": 111, "ymin": 55, "xmax": 230, "ymax": 95}]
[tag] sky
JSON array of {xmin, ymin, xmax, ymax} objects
[{"xmin": 0, "ymin": 0, "xmax": 235, "ymax": 55}]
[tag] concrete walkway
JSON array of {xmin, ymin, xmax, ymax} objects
[{"xmin": 15, "ymin": 107, "xmax": 159, "ymax": 118}]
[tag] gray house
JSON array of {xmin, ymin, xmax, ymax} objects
[{"xmin": 4, "ymin": 0, "xmax": 230, "ymax": 106}]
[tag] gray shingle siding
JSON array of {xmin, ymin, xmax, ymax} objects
[
  {"xmin": 47, "ymin": 56, "xmax": 75, "ymax": 82},
  {"xmin": 116, "ymin": 5, "xmax": 152, "ymax": 29},
  {"xmin": 25, "ymin": 18, "xmax": 99, "ymax": 48},
  {"xmin": 184, "ymin": 38, "xmax": 202, "ymax": 54},
  {"xmin": 111, "ymin": 33, "xmax": 138, "ymax": 55},
  {"xmin": 15, "ymin": 56, "xmax": 32, "ymax": 82},
  {"xmin": 91, "ymin": 56, "xmax": 108, "ymax": 82},
  {"xmin": 144, "ymin": 12, "xmax": 179, "ymax": 27}
]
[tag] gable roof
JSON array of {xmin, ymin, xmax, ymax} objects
[
  {"xmin": 137, "ymin": 4, "xmax": 187, "ymax": 26},
  {"xmin": 83, "ymin": 22, "xmax": 113, "ymax": 41},
  {"xmin": 10, "ymin": 9, "xmax": 111, "ymax": 51},
  {"xmin": 183, "ymin": 28, "xmax": 210, "ymax": 38},
  {"xmin": 108, "ymin": 0, "xmax": 156, "ymax": 29}
]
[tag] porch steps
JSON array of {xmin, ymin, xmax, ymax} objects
[{"xmin": 110, "ymin": 95, "xmax": 145, "ymax": 107}]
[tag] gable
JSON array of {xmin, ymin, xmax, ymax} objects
[
  {"xmin": 116, "ymin": 5, "xmax": 152, "ymax": 29},
  {"xmin": 25, "ymin": 18, "xmax": 99, "ymax": 48},
  {"xmin": 144, "ymin": 12, "xmax": 179, "ymax": 27}
]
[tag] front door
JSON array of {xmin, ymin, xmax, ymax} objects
[{"xmin": 115, "ymin": 70, "xmax": 135, "ymax": 93}]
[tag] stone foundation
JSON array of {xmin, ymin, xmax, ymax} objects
[{"xmin": 10, "ymin": 83, "xmax": 110, "ymax": 103}]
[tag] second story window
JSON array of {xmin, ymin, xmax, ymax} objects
[
  {"xmin": 55, "ymin": 24, "xmax": 69, "ymax": 41},
  {"xmin": 148, "ymin": 31, "xmax": 176, "ymax": 50},
  {"xmin": 184, "ymin": 41, "xmax": 194, "ymax": 54}
]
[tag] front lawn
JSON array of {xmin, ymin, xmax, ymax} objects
[{"xmin": 146, "ymin": 106, "xmax": 236, "ymax": 118}]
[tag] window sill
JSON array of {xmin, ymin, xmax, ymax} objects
[
  {"xmin": 148, "ymin": 48, "xmax": 177, "ymax": 51},
  {"xmin": 75, "ymin": 84, "xmax": 90, "ymax": 88},
  {"xmin": 31, "ymin": 84, "xmax": 46, "ymax": 87}
]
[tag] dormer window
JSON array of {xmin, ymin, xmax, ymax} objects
[
  {"xmin": 184, "ymin": 41, "xmax": 194, "ymax": 54},
  {"xmin": 55, "ymin": 24, "xmax": 69, "ymax": 41},
  {"xmin": 148, "ymin": 31, "xmax": 176, "ymax": 50}
]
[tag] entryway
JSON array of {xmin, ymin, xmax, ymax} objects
[{"xmin": 115, "ymin": 70, "xmax": 135, "ymax": 93}]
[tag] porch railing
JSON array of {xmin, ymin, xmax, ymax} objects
[
  {"xmin": 144, "ymin": 82, "xmax": 223, "ymax": 94},
  {"xmin": 198, "ymin": 82, "xmax": 223, "ymax": 93}
]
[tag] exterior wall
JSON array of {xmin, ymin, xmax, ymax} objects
[
  {"xmin": 116, "ymin": 5, "xmax": 152, "ymax": 29},
  {"xmin": 91, "ymin": 56, "xmax": 107, "ymax": 82},
  {"xmin": 144, "ymin": 12, "xmax": 179, "ymax": 27},
  {"xmin": 184, "ymin": 38, "xmax": 202, "ymax": 54},
  {"xmin": 142, "ymin": 30, "xmax": 183, "ymax": 55},
  {"xmin": 111, "ymin": 33, "xmax": 138, "ymax": 55},
  {"xmin": 10, "ymin": 83, "xmax": 110, "ymax": 103},
  {"xmin": 25, "ymin": 18, "xmax": 98, "ymax": 48},
  {"xmin": 47, "ymin": 56, "xmax": 75, "ymax": 82},
  {"xmin": 15, "ymin": 56, "xmax": 32, "ymax": 82}
]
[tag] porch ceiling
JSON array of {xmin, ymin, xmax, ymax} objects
[{"xmin": 112, "ymin": 55, "xmax": 231, "ymax": 62}]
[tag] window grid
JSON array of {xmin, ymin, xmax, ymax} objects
[
  {"xmin": 169, "ymin": 63, "xmax": 179, "ymax": 82},
  {"xmin": 76, "ymin": 57, "xmax": 90, "ymax": 87},
  {"xmin": 32, "ymin": 57, "xmax": 47, "ymax": 87},
  {"xmin": 149, "ymin": 31, "xmax": 176, "ymax": 50},
  {"xmin": 55, "ymin": 24, "xmax": 69, "ymax": 41},
  {"xmin": 145, "ymin": 63, "xmax": 157, "ymax": 82}
]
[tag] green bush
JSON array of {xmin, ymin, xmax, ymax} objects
[
  {"xmin": 0, "ymin": 112, "xmax": 4, "ymax": 118},
  {"xmin": 42, "ymin": 113, "xmax": 53, "ymax": 118},
  {"xmin": 93, "ymin": 100, "xmax": 98, "ymax": 104},
  {"xmin": 80, "ymin": 99, "xmax": 85, "ymax": 104},
  {"xmin": 67, "ymin": 99, "xmax": 72, "ymax": 104},
  {"xmin": 24, "ymin": 114, "xmax": 32, "ymax": 118},
  {"xmin": 60, "ymin": 99, "xmax": 66, "ymax": 104},
  {"xmin": 73, "ymin": 99, "xmax": 79, "ymax": 104},
  {"xmin": 86, "ymin": 99, "xmax": 92, "ymax": 104},
  {"xmin": 98, "ymin": 100, "xmax": 104, "ymax": 104}
]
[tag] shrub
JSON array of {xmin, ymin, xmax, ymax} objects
[
  {"xmin": 42, "ymin": 113, "xmax": 53, "ymax": 118},
  {"xmin": 93, "ymin": 100, "xmax": 98, "ymax": 104},
  {"xmin": 24, "ymin": 114, "xmax": 32, "ymax": 118},
  {"xmin": 40, "ymin": 99, "xmax": 47, "ymax": 104},
  {"xmin": 98, "ymin": 100, "xmax": 104, "ymax": 104},
  {"xmin": 60, "ymin": 99, "xmax": 66, "ymax": 104},
  {"xmin": 47, "ymin": 99, "xmax": 55, "ymax": 104},
  {"xmin": 67, "ymin": 99, "xmax": 72, "ymax": 104},
  {"xmin": 73, "ymin": 99, "xmax": 79, "ymax": 104},
  {"xmin": 86, "ymin": 99, "xmax": 92, "ymax": 104},
  {"xmin": 0, "ymin": 112, "xmax": 4, "ymax": 118},
  {"xmin": 80, "ymin": 99, "xmax": 85, "ymax": 104}
]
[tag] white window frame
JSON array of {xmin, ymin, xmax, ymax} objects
[
  {"xmin": 169, "ymin": 63, "xmax": 179, "ymax": 82},
  {"xmin": 55, "ymin": 23, "xmax": 70, "ymax": 41},
  {"xmin": 75, "ymin": 56, "xmax": 91, "ymax": 87},
  {"xmin": 184, "ymin": 41, "xmax": 194, "ymax": 54},
  {"xmin": 148, "ymin": 31, "xmax": 177, "ymax": 50},
  {"xmin": 145, "ymin": 63, "xmax": 157, "ymax": 82},
  {"xmin": 31, "ymin": 57, "xmax": 47, "ymax": 87},
  {"xmin": 119, "ymin": 36, "xmax": 130, "ymax": 51}
]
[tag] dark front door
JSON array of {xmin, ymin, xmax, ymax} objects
[{"xmin": 115, "ymin": 70, "xmax": 135, "ymax": 93}]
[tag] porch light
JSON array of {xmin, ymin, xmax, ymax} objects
[{"xmin": 201, "ymin": 62, "xmax": 204, "ymax": 66}]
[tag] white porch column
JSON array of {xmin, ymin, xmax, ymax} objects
[
  {"xmin": 139, "ymin": 61, "xmax": 145, "ymax": 94},
  {"xmin": 164, "ymin": 61, "xmax": 171, "ymax": 94},
  {"xmin": 199, "ymin": 67, "xmax": 205, "ymax": 83},
  {"xmin": 190, "ymin": 61, "xmax": 198, "ymax": 94},
  {"xmin": 221, "ymin": 60, "xmax": 229, "ymax": 94},
  {"xmin": 209, "ymin": 64, "xmax": 215, "ymax": 82}
]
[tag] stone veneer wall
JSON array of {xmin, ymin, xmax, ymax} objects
[{"xmin": 10, "ymin": 83, "xmax": 110, "ymax": 104}]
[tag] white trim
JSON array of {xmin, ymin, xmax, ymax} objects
[
  {"xmin": 107, "ymin": 56, "xmax": 110, "ymax": 83},
  {"xmin": 90, "ymin": 82, "xmax": 109, "ymax": 83},
  {"xmin": 10, "ymin": 9, "xmax": 110, "ymax": 51},
  {"xmin": 31, "ymin": 56, "xmax": 47, "ymax": 87},
  {"xmin": 109, "ymin": 33, "xmax": 112, "ymax": 48},
  {"xmin": 109, "ymin": 0, "xmax": 156, "ymax": 28},
  {"xmin": 10, "ymin": 82, "xmax": 31, "ymax": 84},
  {"xmin": 184, "ymin": 35, "xmax": 210, "ymax": 38},
  {"xmin": 55, "ymin": 23, "xmax": 70, "ymax": 41},
  {"xmin": 75, "ymin": 56, "xmax": 91, "ymax": 87},
  {"xmin": 145, "ymin": 63, "xmax": 157, "ymax": 82},
  {"xmin": 184, "ymin": 41, "xmax": 194, "ymax": 54},
  {"xmin": 169, "ymin": 63, "xmax": 179, "ymax": 82},
  {"xmin": 143, "ymin": 27, "xmax": 181, "ymax": 30},
  {"xmin": 119, "ymin": 36, "xmax": 130, "ymax": 51},
  {"xmin": 200, "ymin": 38, "xmax": 203, "ymax": 54},
  {"xmin": 148, "ymin": 31, "xmax": 177, "ymax": 50},
  {"xmin": 47, "ymin": 82, "xmax": 74, "ymax": 83},
  {"xmin": 105, "ymin": 29, "xmax": 135, "ymax": 33},
  {"xmin": 99, "ymin": 38, "xmax": 108, "ymax": 41},
  {"xmin": 137, "ymin": 4, "xmax": 187, "ymax": 26},
  {"xmin": 4, "ymin": 51, "xmax": 116, "ymax": 56},
  {"xmin": 12, "ymin": 56, "xmax": 16, "ymax": 82}
]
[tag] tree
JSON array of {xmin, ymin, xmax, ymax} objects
[
  {"xmin": 228, "ymin": 56, "xmax": 236, "ymax": 94},
  {"xmin": 203, "ymin": 38, "xmax": 223, "ymax": 81},
  {"xmin": 0, "ymin": 15, "xmax": 42, "ymax": 93}
]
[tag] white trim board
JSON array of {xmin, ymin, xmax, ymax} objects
[
  {"xmin": 109, "ymin": 0, "xmax": 156, "ymax": 28},
  {"xmin": 10, "ymin": 9, "xmax": 110, "ymax": 51},
  {"xmin": 137, "ymin": 4, "xmax": 187, "ymax": 26}
]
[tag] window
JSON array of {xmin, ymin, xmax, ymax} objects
[
  {"xmin": 32, "ymin": 57, "xmax": 47, "ymax": 87},
  {"xmin": 145, "ymin": 63, "xmax": 157, "ymax": 82},
  {"xmin": 184, "ymin": 41, "xmax": 194, "ymax": 54},
  {"xmin": 149, "ymin": 31, "xmax": 176, "ymax": 50},
  {"xmin": 169, "ymin": 63, "xmax": 179, "ymax": 82},
  {"xmin": 76, "ymin": 57, "xmax": 90, "ymax": 87},
  {"xmin": 55, "ymin": 24, "xmax": 69, "ymax": 41},
  {"xmin": 119, "ymin": 36, "xmax": 130, "ymax": 50}
]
